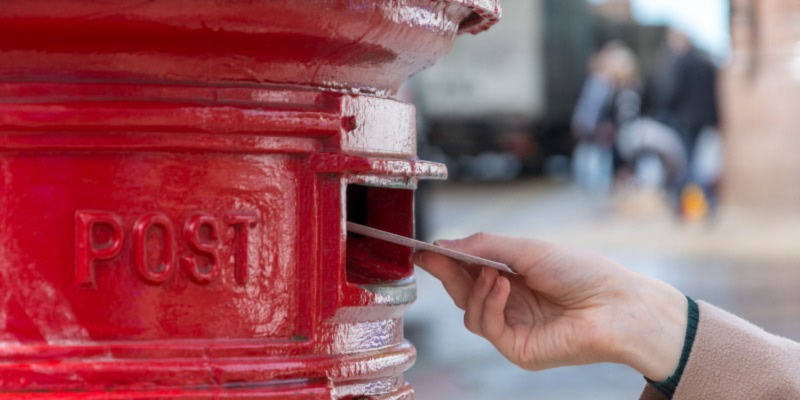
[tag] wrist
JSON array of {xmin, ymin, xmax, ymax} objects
[{"xmin": 613, "ymin": 274, "xmax": 688, "ymax": 381}]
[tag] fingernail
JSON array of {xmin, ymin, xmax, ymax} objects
[
  {"xmin": 434, "ymin": 239, "xmax": 455, "ymax": 248},
  {"xmin": 491, "ymin": 278, "xmax": 501, "ymax": 293},
  {"xmin": 480, "ymin": 267, "xmax": 485, "ymax": 281},
  {"xmin": 413, "ymin": 252, "xmax": 426, "ymax": 269}
]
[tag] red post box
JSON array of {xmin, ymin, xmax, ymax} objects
[{"xmin": 0, "ymin": 1, "xmax": 499, "ymax": 398}]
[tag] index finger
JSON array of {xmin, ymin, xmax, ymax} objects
[
  {"xmin": 436, "ymin": 232, "xmax": 558, "ymax": 276},
  {"xmin": 413, "ymin": 250, "xmax": 475, "ymax": 310}
]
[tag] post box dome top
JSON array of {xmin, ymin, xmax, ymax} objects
[{"xmin": 0, "ymin": 0, "xmax": 502, "ymax": 96}]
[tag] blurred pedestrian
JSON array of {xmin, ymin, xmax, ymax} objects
[
  {"xmin": 571, "ymin": 41, "xmax": 641, "ymax": 192},
  {"xmin": 662, "ymin": 29, "xmax": 719, "ymax": 154},
  {"xmin": 646, "ymin": 29, "xmax": 722, "ymax": 219}
]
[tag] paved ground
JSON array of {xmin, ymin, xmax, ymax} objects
[{"xmin": 404, "ymin": 180, "xmax": 800, "ymax": 399}]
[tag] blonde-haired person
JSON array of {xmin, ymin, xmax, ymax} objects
[{"xmin": 571, "ymin": 41, "xmax": 642, "ymax": 192}]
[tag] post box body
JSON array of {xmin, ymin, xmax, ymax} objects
[{"xmin": 0, "ymin": 1, "xmax": 499, "ymax": 398}]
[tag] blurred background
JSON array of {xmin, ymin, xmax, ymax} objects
[{"xmin": 404, "ymin": 0, "xmax": 800, "ymax": 398}]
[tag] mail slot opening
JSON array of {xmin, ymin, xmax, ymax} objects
[{"xmin": 346, "ymin": 184, "xmax": 414, "ymax": 284}]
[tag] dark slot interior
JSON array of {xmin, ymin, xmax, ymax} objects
[{"xmin": 345, "ymin": 184, "xmax": 414, "ymax": 285}]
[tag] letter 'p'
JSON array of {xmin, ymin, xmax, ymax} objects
[{"xmin": 75, "ymin": 210, "xmax": 124, "ymax": 288}]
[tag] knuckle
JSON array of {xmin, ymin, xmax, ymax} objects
[
  {"xmin": 463, "ymin": 313, "xmax": 478, "ymax": 334},
  {"xmin": 480, "ymin": 320, "xmax": 494, "ymax": 338},
  {"xmin": 468, "ymin": 231, "xmax": 491, "ymax": 243}
]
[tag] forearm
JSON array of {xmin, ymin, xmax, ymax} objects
[
  {"xmin": 628, "ymin": 292, "xmax": 800, "ymax": 399},
  {"xmin": 668, "ymin": 302, "xmax": 800, "ymax": 399}
]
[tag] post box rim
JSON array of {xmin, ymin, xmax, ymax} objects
[{"xmin": 445, "ymin": 0, "xmax": 502, "ymax": 34}]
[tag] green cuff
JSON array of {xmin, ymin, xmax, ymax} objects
[{"xmin": 645, "ymin": 296, "xmax": 699, "ymax": 399}]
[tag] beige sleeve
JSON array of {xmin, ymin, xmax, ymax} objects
[{"xmin": 640, "ymin": 301, "xmax": 800, "ymax": 399}]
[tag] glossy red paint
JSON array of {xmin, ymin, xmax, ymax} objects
[{"xmin": 0, "ymin": 1, "xmax": 499, "ymax": 398}]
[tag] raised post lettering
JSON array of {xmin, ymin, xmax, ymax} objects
[
  {"xmin": 224, "ymin": 211, "xmax": 258, "ymax": 285},
  {"xmin": 181, "ymin": 212, "xmax": 221, "ymax": 284},
  {"xmin": 133, "ymin": 212, "xmax": 175, "ymax": 284},
  {"xmin": 74, "ymin": 210, "xmax": 124, "ymax": 288}
]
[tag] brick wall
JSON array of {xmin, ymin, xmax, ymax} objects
[{"xmin": 722, "ymin": 0, "xmax": 800, "ymax": 210}]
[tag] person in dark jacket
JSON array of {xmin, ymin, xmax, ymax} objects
[
  {"xmin": 640, "ymin": 29, "xmax": 722, "ymax": 219},
  {"xmin": 661, "ymin": 29, "xmax": 719, "ymax": 157}
]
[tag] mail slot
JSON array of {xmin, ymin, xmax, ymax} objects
[
  {"xmin": 0, "ymin": 0, "xmax": 499, "ymax": 398},
  {"xmin": 346, "ymin": 184, "xmax": 415, "ymax": 284}
]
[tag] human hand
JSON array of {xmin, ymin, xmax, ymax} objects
[{"xmin": 413, "ymin": 233, "xmax": 688, "ymax": 381}]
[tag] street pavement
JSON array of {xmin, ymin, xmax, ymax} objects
[{"xmin": 405, "ymin": 180, "xmax": 800, "ymax": 399}]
